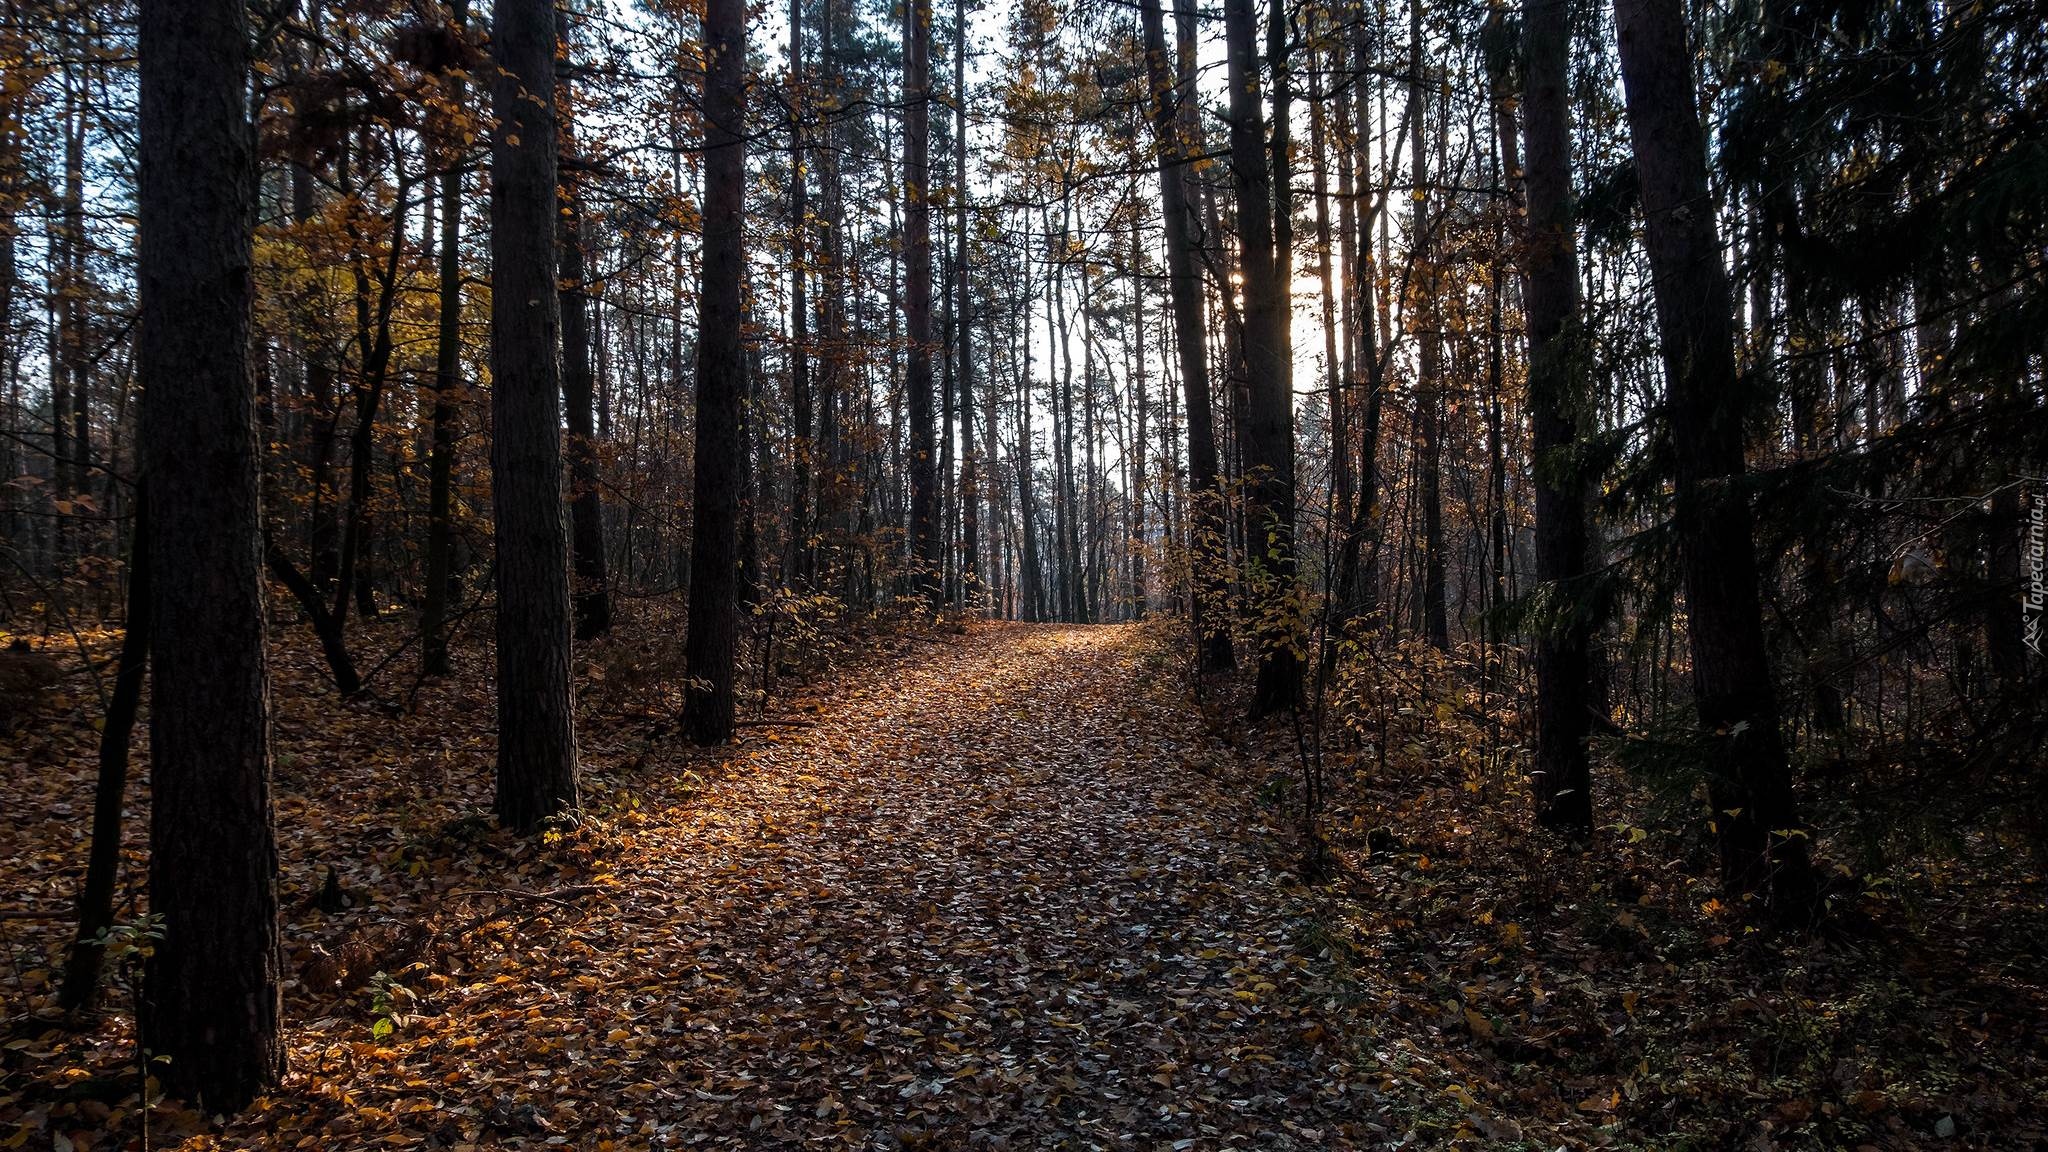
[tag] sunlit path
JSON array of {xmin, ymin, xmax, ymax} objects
[{"xmin": 246, "ymin": 624, "xmax": 1370, "ymax": 1149}]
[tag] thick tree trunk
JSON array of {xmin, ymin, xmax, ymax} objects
[
  {"xmin": 1523, "ymin": 0, "xmax": 1597, "ymax": 833},
  {"xmin": 135, "ymin": 0, "xmax": 284, "ymax": 1109},
  {"xmin": 1613, "ymin": 0, "xmax": 1816, "ymax": 916},
  {"xmin": 489, "ymin": 0, "xmax": 580, "ymax": 827},
  {"xmin": 557, "ymin": 15, "xmax": 612, "ymax": 641},
  {"xmin": 1226, "ymin": 0, "xmax": 1298, "ymax": 714},
  {"xmin": 683, "ymin": 0, "xmax": 748, "ymax": 744}
]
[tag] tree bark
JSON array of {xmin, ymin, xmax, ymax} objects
[
  {"xmin": 489, "ymin": 0, "xmax": 580, "ymax": 828},
  {"xmin": 1226, "ymin": 0, "xmax": 1298, "ymax": 713},
  {"xmin": 1142, "ymin": 0, "xmax": 1234, "ymax": 669},
  {"xmin": 683, "ymin": 0, "xmax": 748, "ymax": 744},
  {"xmin": 954, "ymin": 0, "xmax": 976, "ymax": 606},
  {"xmin": 904, "ymin": 0, "xmax": 940, "ymax": 605},
  {"xmin": 1613, "ymin": 0, "xmax": 1816, "ymax": 916},
  {"xmin": 420, "ymin": 0, "xmax": 468, "ymax": 677},
  {"xmin": 1523, "ymin": 0, "xmax": 1597, "ymax": 833},
  {"xmin": 136, "ymin": 0, "xmax": 284, "ymax": 1108}
]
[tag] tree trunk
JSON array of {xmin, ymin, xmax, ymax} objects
[
  {"xmin": 904, "ymin": 0, "xmax": 940, "ymax": 605},
  {"xmin": 1334, "ymin": 19, "xmax": 1388, "ymax": 636},
  {"xmin": 331, "ymin": 168, "xmax": 408, "ymax": 636},
  {"xmin": 1128, "ymin": 203, "xmax": 1148, "ymax": 620},
  {"xmin": 1015, "ymin": 246, "xmax": 1043, "ymax": 622},
  {"xmin": 1310, "ymin": 55, "xmax": 1347, "ymax": 561},
  {"xmin": 1171, "ymin": 0, "xmax": 1229, "ymax": 649},
  {"xmin": 489, "ymin": 0, "xmax": 581, "ymax": 827},
  {"xmin": 136, "ymin": 0, "xmax": 284, "ymax": 1108},
  {"xmin": 1411, "ymin": 0, "xmax": 1449, "ymax": 651},
  {"xmin": 1226, "ymin": 0, "xmax": 1297, "ymax": 712},
  {"xmin": 1613, "ymin": 0, "xmax": 1816, "ymax": 916},
  {"xmin": 265, "ymin": 539, "xmax": 362, "ymax": 695},
  {"xmin": 420, "ymin": 1, "xmax": 467, "ymax": 677},
  {"xmin": 1523, "ymin": 0, "xmax": 1597, "ymax": 833},
  {"xmin": 787, "ymin": 0, "xmax": 814, "ymax": 589},
  {"xmin": 954, "ymin": 0, "xmax": 977, "ymax": 606},
  {"xmin": 683, "ymin": 0, "xmax": 749, "ymax": 744},
  {"xmin": 61, "ymin": 486, "xmax": 149, "ymax": 1012}
]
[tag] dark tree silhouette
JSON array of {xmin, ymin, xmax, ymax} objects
[
  {"xmin": 1523, "ymin": 0, "xmax": 1597, "ymax": 833},
  {"xmin": 1613, "ymin": 0, "xmax": 1816, "ymax": 914},
  {"xmin": 1225, "ymin": 0, "xmax": 1299, "ymax": 714},
  {"xmin": 135, "ymin": 0, "xmax": 284, "ymax": 1110},
  {"xmin": 1142, "ymin": 0, "xmax": 1235, "ymax": 674},
  {"xmin": 683, "ymin": 0, "xmax": 749, "ymax": 744},
  {"xmin": 489, "ymin": 0, "xmax": 581, "ymax": 829}
]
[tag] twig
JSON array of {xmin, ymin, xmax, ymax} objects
[
  {"xmin": 448, "ymin": 885, "xmax": 603, "ymax": 910},
  {"xmin": 442, "ymin": 885, "xmax": 606, "ymax": 941}
]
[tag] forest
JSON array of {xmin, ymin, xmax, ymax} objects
[{"xmin": 0, "ymin": 0, "xmax": 2044, "ymax": 1146}]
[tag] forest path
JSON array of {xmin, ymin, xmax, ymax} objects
[{"xmin": 378, "ymin": 623, "xmax": 1372, "ymax": 1149}]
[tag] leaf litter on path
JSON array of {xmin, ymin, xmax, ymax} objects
[{"xmin": 224, "ymin": 622, "xmax": 1375, "ymax": 1150}]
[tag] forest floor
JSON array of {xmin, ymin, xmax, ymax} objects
[
  {"xmin": 4, "ymin": 617, "xmax": 2044, "ymax": 1150},
  {"xmin": 5, "ymin": 621, "xmax": 1373, "ymax": 1150}
]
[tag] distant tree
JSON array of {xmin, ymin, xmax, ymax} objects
[
  {"xmin": 1410, "ymin": 0, "xmax": 1449, "ymax": 652},
  {"xmin": 558, "ymin": 9, "xmax": 612, "ymax": 641},
  {"xmin": 904, "ymin": 0, "xmax": 940, "ymax": 605},
  {"xmin": 135, "ymin": 0, "xmax": 284, "ymax": 1109}
]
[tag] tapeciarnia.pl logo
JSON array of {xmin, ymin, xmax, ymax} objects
[{"xmin": 2026, "ymin": 477, "xmax": 2045, "ymax": 657}]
